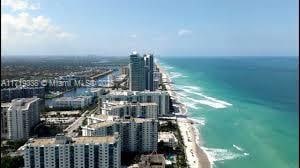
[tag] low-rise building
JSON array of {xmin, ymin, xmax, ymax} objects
[
  {"xmin": 41, "ymin": 117, "xmax": 76, "ymax": 125},
  {"xmin": 87, "ymin": 114, "xmax": 119, "ymax": 125},
  {"xmin": 51, "ymin": 96, "xmax": 92, "ymax": 109},
  {"xmin": 158, "ymin": 132, "xmax": 178, "ymax": 149},
  {"xmin": 138, "ymin": 154, "xmax": 165, "ymax": 168},
  {"xmin": 23, "ymin": 133, "xmax": 121, "ymax": 168},
  {"xmin": 42, "ymin": 110, "xmax": 81, "ymax": 117}
]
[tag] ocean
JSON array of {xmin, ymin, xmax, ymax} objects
[{"xmin": 158, "ymin": 56, "xmax": 298, "ymax": 168}]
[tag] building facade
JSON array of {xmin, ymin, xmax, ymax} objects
[
  {"xmin": 1, "ymin": 103, "xmax": 10, "ymax": 139},
  {"xmin": 1, "ymin": 87, "xmax": 45, "ymax": 102},
  {"xmin": 101, "ymin": 90, "xmax": 170, "ymax": 116},
  {"xmin": 129, "ymin": 52, "xmax": 146, "ymax": 91},
  {"xmin": 23, "ymin": 133, "xmax": 121, "ymax": 168},
  {"xmin": 51, "ymin": 96, "xmax": 92, "ymax": 109},
  {"xmin": 7, "ymin": 97, "xmax": 42, "ymax": 140},
  {"xmin": 101, "ymin": 101, "xmax": 158, "ymax": 119},
  {"xmin": 121, "ymin": 65, "xmax": 129, "ymax": 76},
  {"xmin": 153, "ymin": 71, "xmax": 162, "ymax": 91},
  {"xmin": 138, "ymin": 154, "xmax": 165, "ymax": 168},
  {"xmin": 144, "ymin": 54, "xmax": 154, "ymax": 91},
  {"xmin": 82, "ymin": 117, "xmax": 158, "ymax": 153}
]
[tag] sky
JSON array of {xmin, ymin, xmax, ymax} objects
[{"xmin": 1, "ymin": 0, "xmax": 299, "ymax": 56}]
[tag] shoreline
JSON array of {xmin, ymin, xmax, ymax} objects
[{"xmin": 157, "ymin": 63, "xmax": 211, "ymax": 168}]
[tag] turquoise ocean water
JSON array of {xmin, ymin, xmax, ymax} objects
[{"xmin": 158, "ymin": 56, "xmax": 298, "ymax": 168}]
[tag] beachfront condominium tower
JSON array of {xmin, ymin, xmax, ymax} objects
[
  {"xmin": 23, "ymin": 133, "xmax": 121, "ymax": 168},
  {"xmin": 144, "ymin": 54, "xmax": 154, "ymax": 91},
  {"xmin": 7, "ymin": 97, "xmax": 42, "ymax": 140},
  {"xmin": 101, "ymin": 101, "xmax": 158, "ymax": 119},
  {"xmin": 82, "ymin": 117, "xmax": 158, "ymax": 153},
  {"xmin": 101, "ymin": 90, "xmax": 170, "ymax": 116},
  {"xmin": 129, "ymin": 52, "xmax": 146, "ymax": 91}
]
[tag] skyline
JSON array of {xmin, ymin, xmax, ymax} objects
[{"xmin": 1, "ymin": 0, "xmax": 299, "ymax": 56}]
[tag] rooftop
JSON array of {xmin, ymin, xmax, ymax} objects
[
  {"xmin": 9, "ymin": 97, "xmax": 40, "ymax": 111},
  {"xmin": 86, "ymin": 116, "xmax": 157, "ymax": 128},
  {"xmin": 1, "ymin": 103, "xmax": 11, "ymax": 108},
  {"xmin": 88, "ymin": 114, "xmax": 119, "ymax": 121},
  {"xmin": 139, "ymin": 154, "xmax": 165, "ymax": 166},
  {"xmin": 158, "ymin": 132, "xmax": 178, "ymax": 142},
  {"xmin": 55, "ymin": 96, "xmax": 92, "ymax": 101},
  {"xmin": 86, "ymin": 121, "xmax": 115, "ymax": 128},
  {"xmin": 105, "ymin": 90, "xmax": 168, "ymax": 96},
  {"xmin": 27, "ymin": 135, "xmax": 118, "ymax": 146}
]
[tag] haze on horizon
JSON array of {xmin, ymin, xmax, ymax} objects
[{"xmin": 1, "ymin": 0, "xmax": 299, "ymax": 57}]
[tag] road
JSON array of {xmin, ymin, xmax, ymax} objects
[
  {"xmin": 63, "ymin": 102, "xmax": 99, "ymax": 137},
  {"xmin": 63, "ymin": 109, "xmax": 89, "ymax": 137}
]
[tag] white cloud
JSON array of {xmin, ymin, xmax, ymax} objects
[
  {"xmin": 1, "ymin": 12, "xmax": 74, "ymax": 40},
  {"xmin": 1, "ymin": 0, "xmax": 75, "ymax": 54},
  {"xmin": 2, "ymin": 0, "xmax": 40, "ymax": 11},
  {"xmin": 178, "ymin": 29, "xmax": 192, "ymax": 36},
  {"xmin": 130, "ymin": 34, "xmax": 137, "ymax": 38}
]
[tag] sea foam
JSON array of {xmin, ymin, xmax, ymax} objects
[
  {"xmin": 190, "ymin": 117, "xmax": 206, "ymax": 126},
  {"xmin": 201, "ymin": 146, "xmax": 248, "ymax": 166},
  {"xmin": 233, "ymin": 144, "xmax": 244, "ymax": 152},
  {"xmin": 178, "ymin": 87, "xmax": 232, "ymax": 109},
  {"xmin": 169, "ymin": 72, "xmax": 188, "ymax": 79}
]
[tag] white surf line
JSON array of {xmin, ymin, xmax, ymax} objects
[
  {"xmin": 233, "ymin": 144, "xmax": 244, "ymax": 151},
  {"xmin": 201, "ymin": 146, "xmax": 248, "ymax": 164},
  {"xmin": 181, "ymin": 88, "xmax": 232, "ymax": 106}
]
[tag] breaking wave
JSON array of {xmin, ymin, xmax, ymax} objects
[{"xmin": 201, "ymin": 146, "xmax": 249, "ymax": 166}]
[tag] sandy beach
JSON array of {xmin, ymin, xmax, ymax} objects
[{"xmin": 158, "ymin": 63, "xmax": 211, "ymax": 168}]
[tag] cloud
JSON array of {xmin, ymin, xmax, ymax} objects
[
  {"xmin": 178, "ymin": 29, "xmax": 192, "ymax": 36},
  {"xmin": 1, "ymin": 12, "xmax": 74, "ymax": 40},
  {"xmin": 130, "ymin": 34, "xmax": 137, "ymax": 38},
  {"xmin": 2, "ymin": 0, "xmax": 40, "ymax": 11}
]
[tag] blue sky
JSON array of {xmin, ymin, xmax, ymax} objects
[{"xmin": 1, "ymin": 0, "xmax": 299, "ymax": 56}]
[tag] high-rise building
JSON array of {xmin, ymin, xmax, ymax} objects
[
  {"xmin": 153, "ymin": 71, "xmax": 162, "ymax": 91},
  {"xmin": 100, "ymin": 90, "xmax": 170, "ymax": 116},
  {"xmin": 23, "ymin": 133, "xmax": 121, "ymax": 168},
  {"xmin": 129, "ymin": 52, "xmax": 146, "ymax": 91},
  {"xmin": 121, "ymin": 65, "xmax": 129, "ymax": 76},
  {"xmin": 7, "ymin": 97, "xmax": 42, "ymax": 140},
  {"xmin": 1, "ymin": 103, "xmax": 11, "ymax": 139},
  {"xmin": 101, "ymin": 101, "xmax": 158, "ymax": 119},
  {"xmin": 144, "ymin": 54, "xmax": 154, "ymax": 91},
  {"xmin": 1, "ymin": 87, "xmax": 45, "ymax": 102},
  {"xmin": 82, "ymin": 116, "xmax": 158, "ymax": 153}
]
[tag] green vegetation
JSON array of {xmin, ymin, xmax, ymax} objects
[
  {"xmin": 121, "ymin": 152, "xmax": 140, "ymax": 166},
  {"xmin": 1, "ymin": 156, "xmax": 24, "ymax": 168},
  {"xmin": 169, "ymin": 98, "xmax": 175, "ymax": 113},
  {"xmin": 158, "ymin": 120, "xmax": 188, "ymax": 168},
  {"xmin": 161, "ymin": 83, "xmax": 167, "ymax": 91},
  {"xmin": 86, "ymin": 102, "xmax": 98, "ymax": 111},
  {"xmin": 45, "ymin": 107, "xmax": 82, "ymax": 112},
  {"xmin": 1, "ymin": 140, "xmax": 27, "ymax": 155},
  {"xmin": 33, "ymin": 123, "xmax": 63, "ymax": 137},
  {"xmin": 158, "ymin": 121, "xmax": 177, "ymax": 132},
  {"xmin": 82, "ymin": 118, "xmax": 88, "ymax": 126},
  {"xmin": 5, "ymin": 140, "xmax": 27, "ymax": 150}
]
